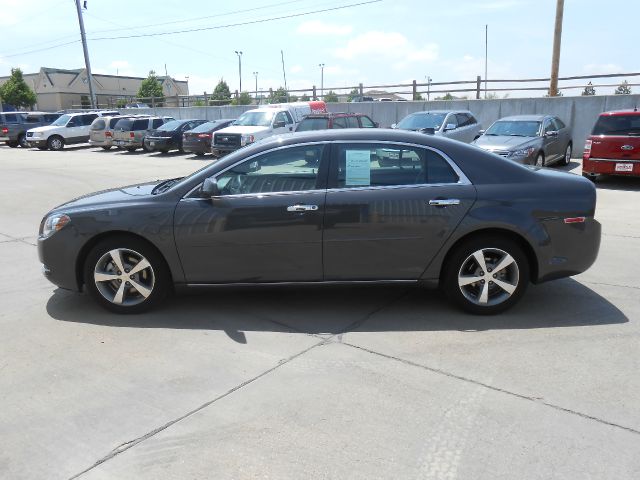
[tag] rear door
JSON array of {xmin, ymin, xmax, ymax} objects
[{"xmin": 323, "ymin": 142, "xmax": 476, "ymax": 280}]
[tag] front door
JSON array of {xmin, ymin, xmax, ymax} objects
[
  {"xmin": 323, "ymin": 143, "xmax": 476, "ymax": 280},
  {"xmin": 174, "ymin": 143, "xmax": 328, "ymax": 283},
  {"xmin": 542, "ymin": 118, "xmax": 560, "ymax": 162}
]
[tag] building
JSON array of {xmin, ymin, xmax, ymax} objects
[{"xmin": 0, "ymin": 67, "xmax": 189, "ymax": 111}]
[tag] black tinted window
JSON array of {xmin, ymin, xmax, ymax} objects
[
  {"xmin": 553, "ymin": 118, "xmax": 566, "ymax": 129},
  {"xmin": 2, "ymin": 114, "xmax": 18, "ymax": 123},
  {"xmin": 332, "ymin": 117, "xmax": 348, "ymax": 129},
  {"xmin": 109, "ymin": 117, "xmax": 123, "ymax": 128},
  {"xmin": 114, "ymin": 119, "xmax": 132, "ymax": 130},
  {"xmin": 81, "ymin": 114, "xmax": 98, "ymax": 126},
  {"xmin": 296, "ymin": 118, "xmax": 329, "ymax": 131},
  {"xmin": 360, "ymin": 116, "xmax": 376, "ymax": 128},
  {"xmin": 25, "ymin": 115, "xmax": 42, "ymax": 123},
  {"xmin": 456, "ymin": 113, "xmax": 470, "ymax": 127},
  {"xmin": 44, "ymin": 114, "xmax": 60, "ymax": 122},
  {"xmin": 133, "ymin": 119, "xmax": 149, "ymax": 130},
  {"xmin": 592, "ymin": 115, "xmax": 640, "ymax": 135},
  {"xmin": 152, "ymin": 118, "xmax": 164, "ymax": 129}
]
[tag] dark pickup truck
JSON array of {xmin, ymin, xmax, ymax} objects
[{"xmin": 0, "ymin": 111, "xmax": 61, "ymax": 147}]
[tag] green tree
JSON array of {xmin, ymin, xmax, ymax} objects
[
  {"xmin": 0, "ymin": 68, "xmax": 37, "ymax": 109},
  {"xmin": 211, "ymin": 78, "xmax": 232, "ymax": 104},
  {"xmin": 582, "ymin": 81, "xmax": 596, "ymax": 96},
  {"xmin": 324, "ymin": 90, "xmax": 339, "ymax": 102},
  {"xmin": 268, "ymin": 86, "xmax": 288, "ymax": 104},
  {"xmin": 300, "ymin": 93, "xmax": 310, "ymax": 101},
  {"xmin": 347, "ymin": 88, "xmax": 360, "ymax": 101},
  {"xmin": 232, "ymin": 91, "xmax": 253, "ymax": 105},
  {"xmin": 137, "ymin": 70, "xmax": 164, "ymax": 105},
  {"xmin": 413, "ymin": 91, "xmax": 423, "ymax": 100},
  {"xmin": 115, "ymin": 98, "xmax": 128, "ymax": 108},
  {"xmin": 435, "ymin": 93, "xmax": 455, "ymax": 100},
  {"xmin": 545, "ymin": 89, "xmax": 563, "ymax": 97},
  {"xmin": 615, "ymin": 80, "xmax": 632, "ymax": 95}
]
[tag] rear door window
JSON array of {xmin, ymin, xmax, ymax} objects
[
  {"xmin": 152, "ymin": 118, "xmax": 164, "ymax": 129},
  {"xmin": 296, "ymin": 118, "xmax": 328, "ymax": 131},
  {"xmin": 44, "ymin": 114, "xmax": 61, "ymax": 123},
  {"xmin": 81, "ymin": 114, "xmax": 99, "ymax": 126},
  {"xmin": 25, "ymin": 115, "xmax": 42, "ymax": 123},
  {"xmin": 346, "ymin": 116, "xmax": 360, "ymax": 128},
  {"xmin": 132, "ymin": 119, "xmax": 149, "ymax": 130},
  {"xmin": 552, "ymin": 118, "xmax": 566, "ymax": 130},
  {"xmin": 332, "ymin": 117, "xmax": 348, "ymax": 129},
  {"xmin": 359, "ymin": 116, "xmax": 376, "ymax": 128}
]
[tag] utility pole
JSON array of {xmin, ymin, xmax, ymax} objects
[
  {"xmin": 74, "ymin": 0, "xmax": 96, "ymax": 109},
  {"xmin": 484, "ymin": 24, "xmax": 488, "ymax": 99},
  {"xmin": 253, "ymin": 71, "xmax": 258, "ymax": 104},
  {"xmin": 235, "ymin": 50, "xmax": 243, "ymax": 93},
  {"xmin": 281, "ymin": 50, "xmax": 289, "ymax": 102},
  {"xmin": 319, "ymin": 63, "xmax": 325, "ymax": 99},
  {"xmin": 549, "ymin": 0, "xmax": 565, "ymax": 97}
]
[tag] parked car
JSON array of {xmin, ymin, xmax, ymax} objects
[
  {"xmin": 38, "ymin": 129, "xmax": 600, "ymax": 315},
  {"xmin": 473, "ymin": 115, "xmax": 572, "ymax": 167},
  {"xmin": 393, "ymin": 110, "xmax": 482, "ymax": 144},
  {"xmin": 182, "ymin": 119, "xmax": 235, "ymax": 156},
  {"xmin": 112, "ymin": 116, "xmax": 175, "ymax": 152},
  {"xmin": 26, "ymin": 111, "xmax": 119, "ymax": 150},
  {"xmin": 89, "ymin": 115, "xmax": 141, "ymax": 150},
  {"xmin": 143, "ymin": 119, "xmax": 208, "ymax": 153},
  {"xmin": 350, "ymin": 95, "xmax": 374, "ymax": 102},
  {"xmin": 295, "ymin": 112, "xmax": 378, "ymax": 131},
  {"xmin": 124, "ymin": 103, "xmax": 150, "ymax": 109},
  {"xmin": 211, "ymin": 101, "xmax": 327, "ymax": 157},
  {"xmin": 583, "ymin": 109, "xmax": 640, "ymax": 180},
  {"xmin": 0, "ymin": 112, "xmax": 61, "ymax": 148}
]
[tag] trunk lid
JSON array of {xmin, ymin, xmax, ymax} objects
[{"xmin": 589, "ymin": 135, "xmax": 640, "ymax": 160}]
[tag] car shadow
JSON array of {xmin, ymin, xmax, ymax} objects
[
  {"xmin": 593, "ymin": 176, "xmax": 640, "ymax": 192},
  {"xmin": 46, "ymin": 278, "xmax": 627, "ymax": 343}
]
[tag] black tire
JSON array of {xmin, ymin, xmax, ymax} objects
[
  {"xmin": 442, "ymin": 235, "xmax": 530, "ymax": 315},
  {"xmin": 7, "ymin": 141, "xmax": 18, "ymax": 148},
  {"xmin": 160, "ymin": 149, "xmax": 169, "ymax": 154},
  {"xmin": 582, "ymin": 172, "xmax": 600, "ymax": 183},
  {"xmin": 37, "ymin": 146, "xmax": 48, "ymax": 150},
  {"xmin": 47, "ymin": 135, "xmax": 65, "ymax": 151},
  {"xmin": 560, "ymin": 143, "xmax": 572, "ymax": 167},
  {"xmin": 83, "ymin": 235, "xmax": 170, "ymax": 314},
  {"xmin": 142, "ymin": 141, "xmax": 151, "ymax": 152},
  {"xmin": 18, "ymin": 134, "xmax": 28, "ymax": 148},
  {"xmin": 101, "ymin": 145, "xmax": 112, "ymax": 150},
  {"xmin": 195, "ymin": 151, "xmax": 205, "ymax": 157},
  {"xmin": 534, "ymin": 152, "xmax": 545, "ymax": 167},
  {"xmin": 126, "ymin": 147, "xmax": 137, "ymax": 152}
]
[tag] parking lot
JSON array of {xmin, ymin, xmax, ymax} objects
[{"xmin": 1, "ymin": 144, "xmax": 639, "ymax": 479}]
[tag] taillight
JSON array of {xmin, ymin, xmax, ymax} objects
[
  {"xmin": 105, "ymin": 131, "xmax": 112, "ymax": 137},
  {"xmin": 197, "ymin": 133, "xmax": 212, "ymax": 138},
  {"xmin": 1, "ymin": 127, "xmax": 8, "ymax": 134},
  {"xmin": 583, "ymin": 139, "xmax": 592, "ymax": 159},
  {"xmin": 130, "ymin": 132, "xmax": 135, "ymax": 138}
]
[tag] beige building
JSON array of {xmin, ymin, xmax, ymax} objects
[{"xmin": 0, "ymin": 67, "xmax": 189, "ymax": 111}]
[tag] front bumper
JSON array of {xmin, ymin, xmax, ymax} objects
[
  {"xmin": 38, "ymin": 230, "xmax": 82, "ymax": 291},
  {"xmin": 27, "ymin": 139, "xmax": 47, "ymax": 148}
]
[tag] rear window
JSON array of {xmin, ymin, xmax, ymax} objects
[
  {"xmin": 25, "ymin": 115, "xmax": 42, "ymax": 123},
  {"xmin": 91, "ymin": 119, "xmax": 106, "ymax": 130},
  {"xmin": 592, "ymin": 114, "xmax": 640, "ymax": 136},
  {"xmin": 109, "ymin": 117, "xmax": 124, "ymax": 128},
  {"xmin": 296, "ymin": 118, "xmax": 329, "ymax": 131},
  {"xmin": 157, "ymin": 120, "xmax": 181, "ymax": 131},
  {"xmin": 114, "ymin": 119, "xmax": 133, "ymax": 130},
  {"xmin": 1, "ymin": 113, "xmax": 19, "ymax": 123}
]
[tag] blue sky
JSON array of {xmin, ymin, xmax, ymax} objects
[{"xmin": 0, "ymin": 0, "xmax": 637, "ymax": 97}]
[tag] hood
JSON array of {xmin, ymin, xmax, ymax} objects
[
  {"xmin": 50, "ymin": 181, "xmax": 162, "ymax": 213},
  {"xmin": 215, "ymin": 125, "xmax": 271, "ymax": 136},
  {"xmin": 28, "ymin": 125, "xmax": 63, "ymax": 134},
  {"xmin": 473, "ymin": 135, "xmax": 538, "ymax": 151}
]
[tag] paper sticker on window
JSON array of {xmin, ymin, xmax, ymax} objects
[{"xmin": 345, "ymin": 150, "xmax": 371, "ymax": 186}]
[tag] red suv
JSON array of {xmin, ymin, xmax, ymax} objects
[
  {"xmin": 583, "ymin": 109, "xmax": 640, "ymax": 180},
  {"xmin": 295, "ymin": 112, "xmax": 377, "ymax": 132}
]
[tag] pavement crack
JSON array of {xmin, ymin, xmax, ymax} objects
[
  {"xmin": 582, "ymin": 280, "xmax": 640, "ymax": 290},
  {"xmin": 0, "ymin": 232, "xmax": 37, "ymax": 247},
  {"xmin": 344, "ymin": 342, "xmax": 640, "ymax": 437},
  {"xmin": 68, "ymin": 339, "xmax": 328, "ymax": 479}
]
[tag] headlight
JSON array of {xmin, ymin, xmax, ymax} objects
[
  {"xmin": 509, "ymin": 146, "xmax": 536, "ymax": 158},
  {"xmin": 40, "ymin": 214, "xmax": 70, "ymax": 238},
  {"xmin": 240, "ymin": 134, "xmax": 255, "ymax": 146}
]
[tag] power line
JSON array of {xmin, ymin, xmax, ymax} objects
[
  {"xmin": 89, "ymin": 0, "xmax": 382, "ymax": 41},
  {"xmin": 1, "ymin": 40, "xmax": 80, "ymax": 58}
]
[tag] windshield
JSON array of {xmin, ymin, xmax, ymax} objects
[
  {"xmin": 157, "ymin": 120, "xmax": 182, "ymax": 131},
  {"xmin": 396, "ymin": 113, "xmax": 446, "ymax": 130},
  {"xmin": 234, "ymin": 111, "xmax": 274, "ymax": 127},
  {"xmin": 486, "ymin": 120, "xmax": 541, "ymax": 137},
  {"xmin": 592, "ymin": 115, "xmax": 640, "ymax": 136},
  {"xmin": 296, "ymin": 118, "xmax": 329, "ymax": 131},
  {"xmin": 51, "ymin": 114, "xmax": 71, "ymax": 127}
]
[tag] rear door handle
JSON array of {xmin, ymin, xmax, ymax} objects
[
  {"xmin": 428, "ymin": 199, "xmax": 460, "ymax": 207},
  {"xmin": 287, "ymin": 204, "xmax": 318, "ymax": 212}
]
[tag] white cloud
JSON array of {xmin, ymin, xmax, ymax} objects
[
  {"xmin": 290, "ymin": 65, "xmax": 303, "ymax": 74},
  {"xmin": 296, "ymin": 21, "xmax": 353, "ymax": 36},
  {"xmin": 334, "ymin": 31, "xmax": 438, "ymax": 70}
]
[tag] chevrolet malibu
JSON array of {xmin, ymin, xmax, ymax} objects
[{"xmin": 38, "ymin": 129, "xmax": 601, "ymax": 315}]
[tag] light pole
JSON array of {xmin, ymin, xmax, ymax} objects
[
  {"xmin": 319, "ymin": 63, "xmax": 325, "ymax": 99},
  {"xmin": 253, "ymin": 71, "xmax": 258, "ymax": 104},
  {"xmin": 235, "ymin": 50, "xmax": 243, "ymax": 93},
  {"xmin": 425, "ymin": 76, "xmax": 432, "ymax": 101}
]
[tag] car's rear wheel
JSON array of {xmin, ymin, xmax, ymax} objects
[
  {"xmin": 7, "ymin": 141, "xmax": 18, "ymax": 148},
  {"xmin": 126, "ymin": 147, "xmax": 137, "ymax": 152},
  {"xmin": 84, "ymin": 236, "xmax": 170, "ymax": 314},
  {"xmin": 47, "ymin": 135, "xmax": 64, "ymax": 151},
  {"xmin": 18, "ymin": 134, "xmax": 28, "ymax": 148},
  {"xmin": 101, "ymin": 145, "xmax": 112, "ymax": 150},
  {"xmin": 142, "ymin": 141, "xmax": 151, "ymax": 152},
  {"xmin": 535, "ymin": 153, "xmax": 545, "ymax": 167},
  {"xmin": 195, "ymin": 151, "xmax": 205, "ymax": 157},
  {"xmin": 560, "ymin": 143, "xmax": 572, "ymax": 166},
  {"xmin": 443, "ymin": 236, "xmax": 529, "ymax": 315},
  {"xmin": 37, "ymin": 146, "xmax": 48, "ymax": 150},
  {"xmin": 160, "ymin": 149, "xmax": 169, "ymax": 154}
]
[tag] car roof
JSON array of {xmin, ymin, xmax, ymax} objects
[
  {"xmin": 497, "ymin": 115, "xmax": 548, "ymax": 121},
  {"xmin": 303, "ymin": 112, "xmax": 365, "ymax": 118},
  {"xmin": 408, "ymin": 110, "xmax": 473, "ymax": 115},
  {"xmin": 599, "ymin": 109, "xmax": 640, "ymax": 116}
]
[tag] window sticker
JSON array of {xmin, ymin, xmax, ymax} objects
[{"xmin": 345, "ymin": 150, "xmax": 371, "ymax": 186}]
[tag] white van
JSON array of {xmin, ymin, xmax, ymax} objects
[{"xmin": 211, "ymin": 101, "xmax": 326, "ymax": 157}]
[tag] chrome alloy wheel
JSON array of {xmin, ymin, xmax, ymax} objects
[
  {"xmin": 94, "ymin": 248, "xmax": 155, "ymax": 306},
  {"xmin": 457, "ymin": 248, "xmax": 519, "ymax": 306}
]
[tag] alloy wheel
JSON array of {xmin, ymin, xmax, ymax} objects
[
  {"xmin": 94, "ymin": 248, "xmax": 155, "ymax": 306},
  {"xmin": 457, "ymin": 248, "xmax": 519, "ymax": 307}
]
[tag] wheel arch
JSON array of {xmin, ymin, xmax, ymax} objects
[
  {"xmin": 437, "ymin": 228, "xmax": 539, "ymax": 285},
  {"xmin": 75, "ymin": 230, "xmax": 174, "ymax": 291}
]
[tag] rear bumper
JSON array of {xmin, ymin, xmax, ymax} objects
[
  {"xmin": 212, "ymin": 145, "xmax": 239, "ymax": 156},
  {"xmin": 145, "ymin": 137, "xmax": 174, "ymax": 150},
  {"xmin": 0, "ymin": 135, "xmax": 11, "ymax": 142},
  {"xmin": 89, "ymin": 139, "xmax": 113, "ymax": 147},
  {"xmin": 583, "ymin": 157, "xmax": 640, "ymax": 177},
  {"xmin": 183, "ymin": 140, "xmax": 209, "ymax": 153}
]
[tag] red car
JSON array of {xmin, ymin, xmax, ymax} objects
[{"xmin": 583, "ymin": 109, "xmax": 640, "ymax": 180}]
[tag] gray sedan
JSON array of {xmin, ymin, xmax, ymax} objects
[
  {"xmin": 392, "ymin": 110, "xmax": 482, "ymax": 143},
  {"xmin": 38, "ymin": 129, "xmax": 600, "ymax": 315},
  {"xmin": 473, "ymin": 115, "xmax": 573, "ymax": 166}
]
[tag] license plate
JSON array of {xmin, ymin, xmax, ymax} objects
[
  {"xmin": 115, "ymin": 141, "xmax": 125, "ymax": 145},
  {"xmin": 615, "ymin": 163, "xmax": 634, "ymax": 172}
]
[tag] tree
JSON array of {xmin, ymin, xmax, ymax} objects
[
  {"xmin": 211, "ymin": 78, "xmax": 232, "ymax": 104},
  {"xmin": 347, "ymin": 88, "xmax": 360, "ymax": 101},
  {"xmin": 544, "ymin": 89, "xmax": 563, "ymax": 97},
  {"xmin": 232, "ymin": 91, "xmax": 253, "ymax": 105},
  {"xmin": 435, "ymin": 93, "xmax": 455, "ymax": 100},
  {"xmin": 0, "ymin": 68, "xmax": 37, "ymax": 109},
  {"xmin": 115, "ymin": 98, "xmax": 128, "ymax": 108},
  {"xmin": 582, "ymin": 81, "xmax": 596, "ymax": 96},
  {"xmin": 137, "ymin": 70, "xmax": 164, "ymax": 105},
  {"xmin": 324, "ymin": 90, "xmax": 339, "ymax": 102},
  {"xmin": 268, "ymin": 86, "xmax": 288, "ymax": 104},
  {"xmin": 413, "ymin": 91, "xmax": 423, "ymax": 101},
  {"xmin": 300, "ymin": 93, "xmax": 310, "ymax": 102},
  {"xmin": 615, "ymin": 80, "xmax": 632, "ymax": 95}
]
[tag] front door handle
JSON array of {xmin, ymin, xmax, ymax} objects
[
  {"xmin": 287, "ymin": 204, "xmax": 318, "ymax": 212},
  {"xmin": 428, "ymin": 199, "xmax": 461, "ymax": 207}
]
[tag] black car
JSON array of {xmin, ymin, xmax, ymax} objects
[
  {"xmin": 182, "ymin": 119, "xmax": 235, "ymax": 156},
  {"xmin": 143, "ymin": 119, "xmax": 208, "ymax": 153},
  {"xmin": 38, "ymin": 129, "xmax": 601, "ymax": 315}
]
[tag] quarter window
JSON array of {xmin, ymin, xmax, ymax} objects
[
  {"xmin": 346, "ymin": 116, "xmax": 360, "ymax": 128},
  {"xmin": 445, "ymin": 115, "xmax": 458, "ymax": 129},
  {"xmin": 215, "ymin": 145, "xmax": 324, "ymax": 195},
  {"xmin": 334, "ymin": 144, "xmax": 459, "ymax": 188},
  {"xmin": 152, "ymin": 118, "xmax": 164, "ymax": 129}
]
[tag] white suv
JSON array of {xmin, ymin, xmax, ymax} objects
[{"xmin": 26, "ymin": 111, "xmax": 119, "ymax": 151}]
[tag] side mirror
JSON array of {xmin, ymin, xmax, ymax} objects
[
  {"xmin": 273, "ymin": 121, "xmax": 286, "ymax": 129},
  {"xmin": 374, "ymin": 122, "xmax": 379, "ymax": 128},
  {"xmin": 444, "ymin": 124, "xmax": 457, "ymax": 131},
  {"xmin": 545, "ymin": 130, "xmax": 558, "ymax": 137},
  {"xmin": 478, "ymin": 129, "xmax": 486, "ymax": 136},
  {"xmin": 202, "ymin": 177, "xmax": 220, "ymax": 198},
  {"xmin": 390, "ymin": 123, "xmax": 397, "ymax": 129},
  {"xmin": 419, "ymin": 127, "xmax": 436, "ymax": 135}
]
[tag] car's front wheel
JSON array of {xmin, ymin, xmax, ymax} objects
[
  {"xmin": 18, "ymin": 134, "xmax": 28, "ymax": 148},
  {"xmin": 560, "ymin": 143, "xmax": 572, "ymax": 166},
  {"xmin": 443, "ymin": 236, "xmax": 529, "ymax": 315},
  {"xmin": 47, "ymin": 135, "xmax": 65, "ymax": 151},
  {"xmin": 84, "ymin": 236, "xmax": 170, "ymax": 314},
  {"xmin": 535, "ymin": 153, "xmax": 545, "ymax": 167}
]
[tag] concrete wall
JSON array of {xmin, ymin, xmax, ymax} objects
[{"xmin": 126, "ymin": 94, "xmax": 640, "ymax": 156}]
